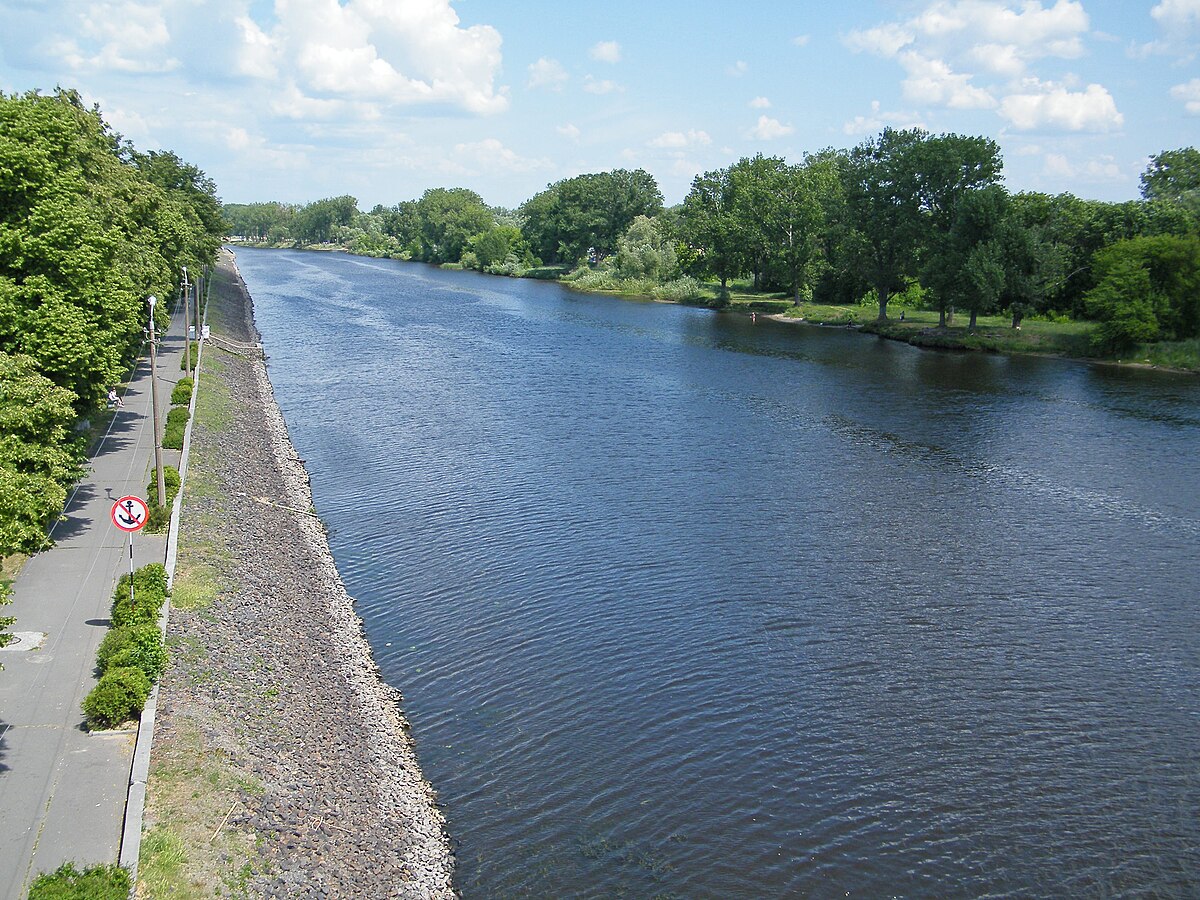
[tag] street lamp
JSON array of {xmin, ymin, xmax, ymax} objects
[
  {"xmin": 148, "ymin": 295, "xmax": 166, "ymax": 507},
  {"xmin": 182, "ymin": 266, "xmax": 191, "ymax": 378}
]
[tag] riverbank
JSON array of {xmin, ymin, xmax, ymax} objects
[{"xmin": 140, "ymin": 250, "xmax": 455, "ymax": 897}]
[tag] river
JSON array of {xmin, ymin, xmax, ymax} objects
[{"xmin": 233, "ymin": 248, "xmax": 1200, "ymax": 898}]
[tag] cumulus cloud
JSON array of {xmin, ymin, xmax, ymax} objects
[
  {"xmin": 556, "ymin": 122, "xmax": 581, "ymax": 140},
  {"xmin": 727, "ymin": 60, "xmax": 749, "ymax": 76},
  {"xmin": 589, "ymin": 40, "xmax": 622, "ymax": 63},
  {"xmin": 846, "ymin": 1, "xmax": 1093, "ymax": 98},
  {"xmin": 843, "ymin": 100, "xmax": 925, "ymax": 135},
  {"xmin": 647, "ymin": 129, "xmax": 712, "ymax": 148},
  {"xmin": 792, "ymin": 34, "xmax": 811, "ymax": 47},
  {"xmin": 237, "ymin": 0, "xmax": 508, "ymax": 115},
  {"xmin": 749, "ymin": 96, "xmax": 772, "ymax": 108},
  {"xmin": 900, "ymin": 52, "xmax": 995, "ymax": 108},
  {"xmin": 999, "ymin": 79, "xmax": 1124, "ymax": 131},
  {"xmin": 1152, "ymin": 0, "xmax": 1200, "ymax": 29},
  {"xmin": 1042, "ymin": 151, "xmax": 1122, "ymax": 180},
  {"xmin": 1171, "ymin": 77, "xmax": 1200, "ymax": 113},
  {"xmin": 453, "ymin": 138, "xmax": 551, "ymax": 174},
  {"xmin": 583, "ymin": 75, "xmax": 621, "ymax": 94},
  {"xmin": 749, "ymin": 115, "xmax": 794, "ymax": 139},
  {"xmin": 527, "ymin": 57, "xmax": 568, "ymax": 90},
  {"xmin": 55, "ymin": 1, "xmax": 178, "ymax": 73}
]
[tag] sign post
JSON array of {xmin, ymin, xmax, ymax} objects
[{"xmin": 111, "ymin": 496, "xmax": 149, "ymax": 612}]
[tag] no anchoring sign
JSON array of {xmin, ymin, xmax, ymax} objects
[{"xmin": 111, "ymin": 496, "xmax": 149, "ymax": 532}]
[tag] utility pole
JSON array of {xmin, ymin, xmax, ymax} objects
[
  {"xmin": 182, "ymin": 266, "xmax": 192, "ymax": 378},
  {"xmin": 148, "ymin": 295, "xmax": 166, "ymax": 507}
]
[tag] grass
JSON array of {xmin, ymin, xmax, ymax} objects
[
  {"xmin": 169, "ymin": 556, "xmax": 222, "ymax": 612},
  {"xmin": 1135, "ymin": 337, "xmax": 1200, "ymax": 371},
  {"xmin": 27, "ymin": 862, "xmax": 131, "ymax": 899},
  {"xmin": 139, "ymin": 719, "xmax": 261, "ymax": 900}
]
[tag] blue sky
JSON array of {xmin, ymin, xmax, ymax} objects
[{"xmin": 1, "ymin": 1, "xmax": 1197, "ymax": 209}]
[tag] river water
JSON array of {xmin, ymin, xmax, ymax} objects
[{"xmin": 233, "ymin": 248, "xmax": 1200, "ymax": 898}]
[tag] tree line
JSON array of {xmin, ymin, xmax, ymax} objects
[
  {"xmin": 225, "ymin": 134, "xmax": 1199, "ymax": 355},
  {"xmin": 0, "ymin": 89, "xmax": 223, "ymax": 561}
]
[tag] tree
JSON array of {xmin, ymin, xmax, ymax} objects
[
  {"xmin": 520, "ymin": 169, "xmax": 662, "ymax": 265},
  {"xmin": 844, "ymin": 129, "xmax": 928, "ymax": 320},
  {"xmin": 415, "ymin": 188, "xmax": 493, "ymax": 264},
  {"xmin": 613, "ymin": 215, "xmax": 678, "ymax": 281},
  {"xmin": 1140, "ymin": 148, "xmax": 1200, "ymax": 214},
  {"xmin": 763, "ymin": 155, "xmax": 841, "ymax": 305},
  {"xmin": 922, "ymin": 185, "xmax": 1009, "ymax": 330},
  {"xmin": 681, "ymin": 166, "xmax": 745, "ymax": 294}
]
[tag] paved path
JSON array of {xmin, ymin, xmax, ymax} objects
[{"xmin": 0, "ymin": 311, "xmax": 188, "ymax": 898}]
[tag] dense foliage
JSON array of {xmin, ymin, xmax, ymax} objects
[
  {"xmin": 0, "ymin": 89, "xmax": 222, "ymax": 559},
  {"xmin": 27, "ymin": 862, "xmax": 131, "ymax": 900},
  {"xmin": 226, "ymin": 134, "xmax": 1199, "ymax": 365}
]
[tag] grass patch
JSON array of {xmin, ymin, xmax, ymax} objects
[
  {"xmin": 169, "ymin": 560, "xmax": 221, "ymax": 612},
  {"xmin": 1136, "ymin": 338, "xmax": 1200, "ymax": 371},
  {"xmin": 141, "ymin": 717, "xmax": 261, "ymax": 899},
  {"xmin": 195, "ymin": 366, "xmax": 234, "ymax": 434},
  {"xmin": 28, "ymin": 862, "xmax": 130, "ymax": 899}
]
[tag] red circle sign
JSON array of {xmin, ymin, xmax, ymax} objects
[{"xmin": 111, "ymin": 496, "xmax": 150, "ymax": 532}]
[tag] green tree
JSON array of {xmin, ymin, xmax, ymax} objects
[
  {"xmin": 416, "ymin": 188, "xmax": 493, "ymax": 264},
  {"xmin": 681, "ymin": 166, "xmax": 745, "ymax": 294},
  {"xmin": 613, "ymin": 215, "xmax": 678, "ymax": 281},
  {"xmin": 844, "ymin": 129, "xmax": 928, "ymax": 320},
  {"xmin": 1140, "ymin": 148, "xmax": 1200, "ymax": 215}
]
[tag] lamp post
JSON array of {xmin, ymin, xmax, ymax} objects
[
  {"xmin": 182, "ymin": 266, "xmax": 191, "ymax": 378},
  {"xmin": 148, "ymin": 295, "xmax": 166, "ymax": 507}
]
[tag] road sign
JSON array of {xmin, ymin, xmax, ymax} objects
[{"xmin": 111, "ymin": 496, "xmax": 149, "ymax": 532}]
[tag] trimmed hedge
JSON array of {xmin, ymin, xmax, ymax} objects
[
  {"xmin": 97, "ymin": 623, "xmax": 167, "ymax": 682},
  {"xmin": 171, "ymin": 376, "xmax": 193, "ymax": 406},
  {"xmin": 178, "ymin": 342, "xmax": 199, "ymax": 370},
  {"xmin": 163, "ymin": 406, "xmax": 189, "ymax": 450},
  {"xmin": 83, "ymin": 667, "xmax": 151, "ymax": 729},
  {"xmin": 145, "ymin": 466, "xmax": 181, "ymax": 534},
  {"xmin": 110, "ymin": 563, "xmax": 168, "ymax": 627}
]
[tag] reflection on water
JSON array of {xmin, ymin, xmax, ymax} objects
[{"xmin": 237, "ymin": 249, "xmax": 1200, "ymax": 898}]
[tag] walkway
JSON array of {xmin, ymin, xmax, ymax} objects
[{"xmin": 0, "ymin": 309, "xmax": 188, "ymax": 898}]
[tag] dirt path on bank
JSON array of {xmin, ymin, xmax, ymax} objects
[{"xmin": 143, "ymin": 250, "xmax": 455, "ymax": 898}]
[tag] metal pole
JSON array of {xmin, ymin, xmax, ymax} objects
[
  {"xmin": 148, "ymin": 296, "xmax": 166, "ymax": 507},
  {"xmin": 182, "ymin": 266, "xmax": 191, "ymax": 378},
  {"xmin": 128, "ymin": 529, "xmax": 135, "ymax": 614}
]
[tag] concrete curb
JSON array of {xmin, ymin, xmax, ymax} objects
[{"xmin": 118, "ymin": 278, "xmax": 210, "ymax": 882}]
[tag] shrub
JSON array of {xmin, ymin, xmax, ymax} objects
[
  {"xmin": 178, "ymin": 342, "xmax": 199, "ymax": 370},
  {"xmin": 97, "ymin": 624, "xmax": 166, "ymax": 682},
  {"xmin": 28, "ymin": 862, "xmax": 131, "ymax": 900},
  {"xmin": 651, "ymin": 276, "xmax": 703, "ymax": 303},
  {"xmin": 170, "ymin": 376, "xmax": 193, "ymax": 406},
  {"xmin": 163, "ymin": 406, "xmax": 189, "ymax": 449},
  {"xmin": 144, "ymin": 466, "xmax": 180, "ymax": 533},
  {"xmin": 83, "ymin": 666, "xmax": 151, "ymax": 729},
  {"xmin": 111, "ymin": 564, "xmax": 168, "ymax": 627}
]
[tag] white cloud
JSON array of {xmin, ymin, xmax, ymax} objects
[
  {"xmin": 60, "ymin": 1, "xmax": 178, "ymax": 73},
  {"xmin": 527, "ymin": 57, "xmax": 568, "ymax": 90},
  {"xmin": 726, "ymin": 60, "xmax": 749, "ymax": 76},
  {"xmin": 970, "ymin": 42, "xmax": 1024, "ymax": 76},
  {"xmin": 247, "ymin": 0, "xmax": 508, "ymax": 115},
  {"xmin": 1171, "ymin": 77, "xmax": 1200, "ymax": 113},
  {"xmin": 842, "ymin": 100, "xmax": 925, "ymax": 135},
  {"xmin": 234, "ymin": 14, "xmax": 279, "ymax": 80},
  {"xmin": 792, "ymin": 34, "xmax": 811, "ymax": 47},
  {"xmin": 749, "ymin": 96, "xmax": 772, "ymax": 109},
  {"xmin": 453, "ymin": 138, "xmax": 552, "ymax": 174},
  {"xmin": 648, "ymin": 129, "xmax": 712, "ymax": 148},
  {"xmin": 556, "ymin": 123, "xmax": 581, "ymax": 140},
  {"xmin": 845, "ymin": 23, "xmax": 915, "ymax": 57},
  {"xmin": 1152, "ymin": 0, "xmax": 1200, "ymax": 29},
  {"xmin": 899, "ymin": 52, "xmax": 995, "ymax": 108},
  {"xmin": 999, "ymin": 79, "xmax": 1124, "ymax": 131},
  {"xmin": 748, "ymin": 115, "xmax": 794, "ymax": 139},
  {"xmin": 583, "ymin": 75, "xmax": 621, "ymax": 94},
  {"xmin": 1042, "ymin": 151, "xmax": 1123, "ymax": 180},
  {"xmin": 589, "ymin": 40, "xmax": 622, "ymax": 63}
]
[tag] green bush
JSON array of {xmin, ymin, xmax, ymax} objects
[
  {"xmin": 651, "ymin": 276, "xmax": 703, "ymax": 302},
  {"xmin": 163, "ymin": 406, "xmax": 189, "ymax": 449},
  {"xmin": 97, "ymin": 624, "xmax": 166, "ymax": 682},
  {"xmin": 144, "ymin": 466, "xmax": 180, "ymax": 533},
  {"xmin": 111, "ymin": 564, "xmax": 168, "ymax": 627},
  {"xmin": 83, "ymin": 666, "xmax": 151, "ymax": 729},
  {"xmin": 28, "ymin": 862, "xmax": 131, "ymax": 900},
  {"xmin": 170, "ymin": 376, "xmax": 193, "ymax": 406},
  {"xmin": 178, "ymin": 342, "xmax": 199, "ymax": 370}
]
